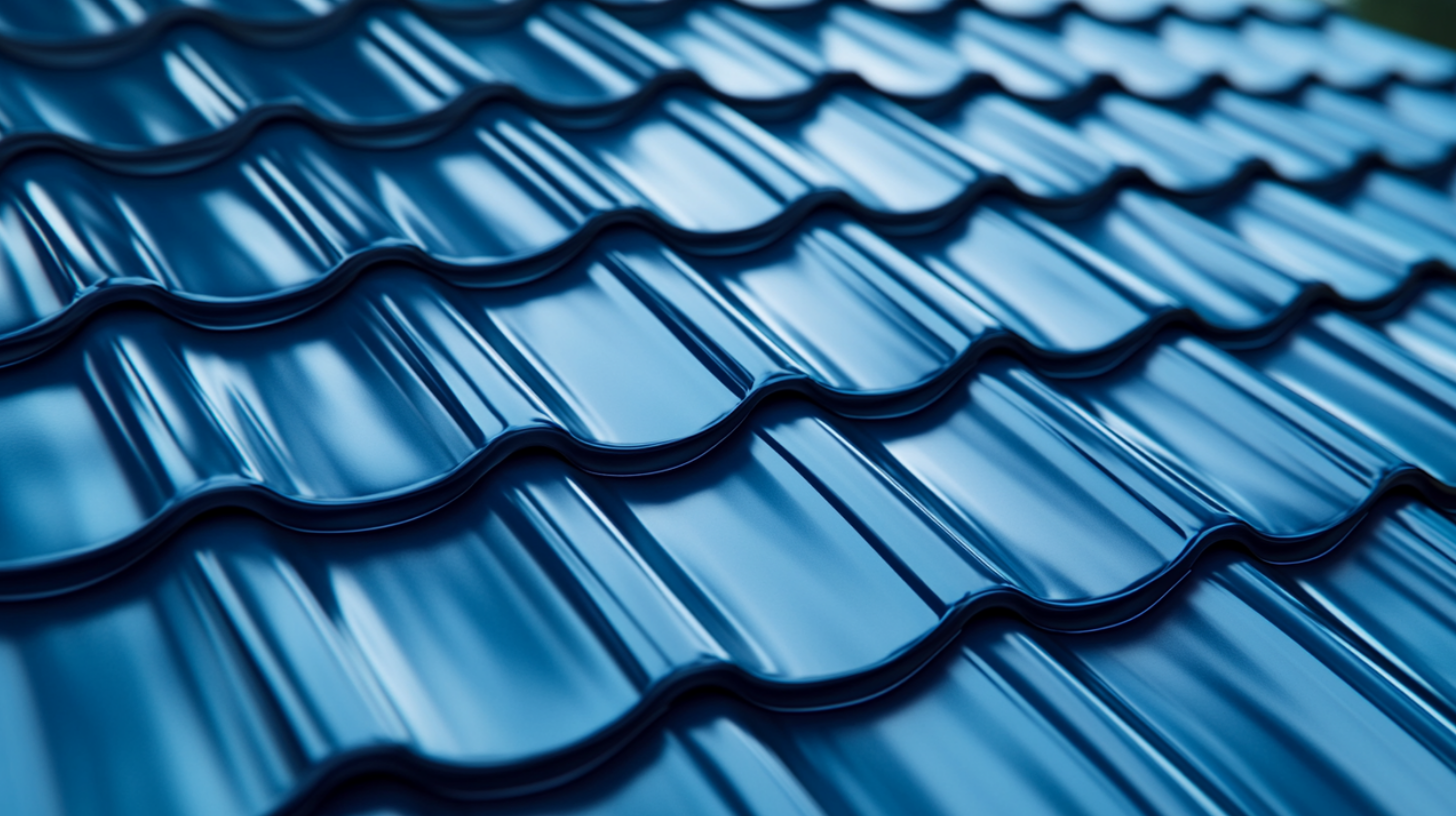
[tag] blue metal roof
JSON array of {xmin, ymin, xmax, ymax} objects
[
  {"xmin": 4, "ymin": 1, "xmax": 1456, "ymax": 814},
  {"xmin": 306, "ymin": 497, "xmax": 1456, "ymax": 815}
]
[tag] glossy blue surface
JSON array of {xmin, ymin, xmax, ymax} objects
[
  {"xmin": 0, "ymin": 0, "xmax": 1332, "ymax": 64},
  {"xmin": 0, "ymin": 190, "xmax": 1448, "ymax": 593},
  {"xmin": 0, "ymin": 5, "xmax": 1434, "ymax": 168},
  {"xmin": 0, "ymin": 87, "xmax": 1451, "ymax": 364},
  {"xmin": 4, "ymin": 286, "xmax": 1456, "ymax": 815},
  {"xmin": 7, "ymin": 1, "xmax": 1456, "ymax": 815},
  {"xmin": 310, "ymin": 496, "xmax": 1456, "ymax": 816}
]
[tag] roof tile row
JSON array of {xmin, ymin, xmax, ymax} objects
[
  {"xmin": 4, "ymin": 282, "xmax": 1456, "ymax": 813},
  {"xmin": 307, "ymin": 496, "xmax": 1456, "ymax": 816},
  {"xmin": 0, "ymin": 5, "xmax": 1437, "ymax": 163},
  {"xmin": 5, "ymin": 2, "xmax": 1456, "ymax": 815},
  {"xmin": 0, "ymin": 84, "xmax": 1449, "ymax": 356},
  {"xmin": 0, "ymin": 165, "xmax": 1452, "ymax": 587}
]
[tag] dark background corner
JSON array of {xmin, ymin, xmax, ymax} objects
[{"xmin": 1344, "ymin": 0, "xmax": 1456, "ymax": 50}]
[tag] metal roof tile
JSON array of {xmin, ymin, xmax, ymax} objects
[
  {"xmin": 0, "ymin": 0, "xmax": 1329, "ymax": 57},
  {"xmin": 2, "ymin": 281, "xmax": 1456, "ymax": 813},
  {"xmin": 0, "ymin": 84, "xmax": 1447, "ymax": 363},
  {"xmin": 4, "ymin": 2, "xmax": 1456, "ymax": 815},
  {"xmin": 0, "ymin": 173, "xmax": 1449, "ymax": 590},
  {"xmin": 290, "ymin": 498, "xmax": 1456, "ymax": 816},
  {"xmin": 0, "ymin": 5, "xmax": 1431, "ymax": 166}
]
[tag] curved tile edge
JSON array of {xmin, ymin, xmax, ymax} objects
[
  {"xmin": 111, "ymin": 482, "xmax": 1445, "ymax": 816},
  {"xmin": 0, "ymin": 0, "xmax": 1329, "ymax": 69},
  {"xmin": 0, "ymin": 33, "xmax": 1440, "ymax": 178},
  {"xmin": 9, "ymin": 260, "xmax": 1452, "ymax": 602},
  {"xmin": 0, "ymin": 140, "xmax": 1448, "ymax": 370}
]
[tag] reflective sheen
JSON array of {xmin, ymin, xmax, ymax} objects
[
  {"xmin": 6, "ymin": 283, "xmax": 1456, "ymax": 814},
  {"xmin": 312, "ymin": 498, "xmax": 1456, "ymax": 816},
  {"xmin": 0, "ymin": 86, "xmax": 1449, "ymax": 364},
  {"xmin": 0, "ymin": 189, "xmax": 1452, "ymax": 591},
  {"xmin": 3, "ymin": 1, "xmax": 1456, "ymax": 816},
  {"xmin": 0, "ymin": 0, "xmax": 1331, "ymax": 57},
  {"xmin": 0, "ymin": 4, "xmax": 1429, "ymax": 167}
]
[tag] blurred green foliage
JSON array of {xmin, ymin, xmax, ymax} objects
[{"xmin": 1345, "ymin": 0, "xmax": 1456, "ymax": 50}]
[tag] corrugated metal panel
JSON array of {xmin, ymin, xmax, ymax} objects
[{"xmin": 5, "ymin": 1, "xmax": 1456, "ymax": 815}]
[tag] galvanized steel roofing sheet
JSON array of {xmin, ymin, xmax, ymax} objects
[{"xmin": 4, "ymin": 1, "xmax": 1456, "ymax": 815}]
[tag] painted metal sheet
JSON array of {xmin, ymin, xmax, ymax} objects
[
  {"xmin": 2, "ymin": 2, "xmax": 1456, "ymax": 816},
  {"xmin": 0, "ymin": 165, "xmax": 1449, "ymax": 590},
  {"xmin": 0, "ymin": 87, "xmax": 1452, "ymax": 357},
  {"xmin": 4, "ymin": 287, "xmax": 1456, "ymax": 814},
  {"xmin": 0, "ymin": 5, "xmax": 1437, "ymax": 167},
  {"xmin": 308, "ymin": 495, "xmax": 1456, "ymax": 816}
]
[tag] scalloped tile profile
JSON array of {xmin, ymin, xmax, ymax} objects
[
  {"xmin": 0, "ymin": 4, "xmax": 1436, "ymax": 167},
  {"xmin": 0, "ymin": 175, "xmax": 1450, "ymax": 591},
  {"xmin": 0, "ymin": 333, "xmax": 1453, "ymax": 812},
  {"xmin": 0, "ymin": 85, "xmax": 1448, "ymax": 366},
  {"xmin": 4, "ymin": 3, "xmax": 1456, "ymax": 816},
  {"xmin": 0, "ymin": 323, "xmax": 1441, "ymax": 809},
  {"xmin": 0, "ymin": 0, "xmax": 1330, "ymax": 62},
  {"xmin": 302, "ymin": 495, "xmax": 1456, "ymax": 816}
]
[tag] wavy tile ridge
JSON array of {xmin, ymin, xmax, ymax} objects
[
  {"xmin": 276, "ymin": 491, "xmax": 1456, "ymax": 816},
  {"xmin": 263, "ymin": 496, "xmax": 1456, "ymax": 813},
  {"xmin": 0, "ymin": 5, "xmax": 1437, "ymax": 173},
  {"xmin": 1, "ymin": 188, "xmax": 1453, "ymax": 596},
  {"xmin": 0, "ymin": 216, "xmax": 1448, "ymax": 575},
  {"xmin": 0, "ymin": 0, "xmax": 1329, "ymax": 67},
  {"xmin": 1, "ymin": 125, "xmax": 1454, "ymax": 590},
  {"xmin": 0, "ymin": 79, "xmax": 1451, "ymax": 367},
  {"xmin": 18, "ymin": 484, "xmax": 1449, "ymax": 816},
  {"xmin": 7, "ymin": 286, "xmax": 1456, "ymax": 810}
]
